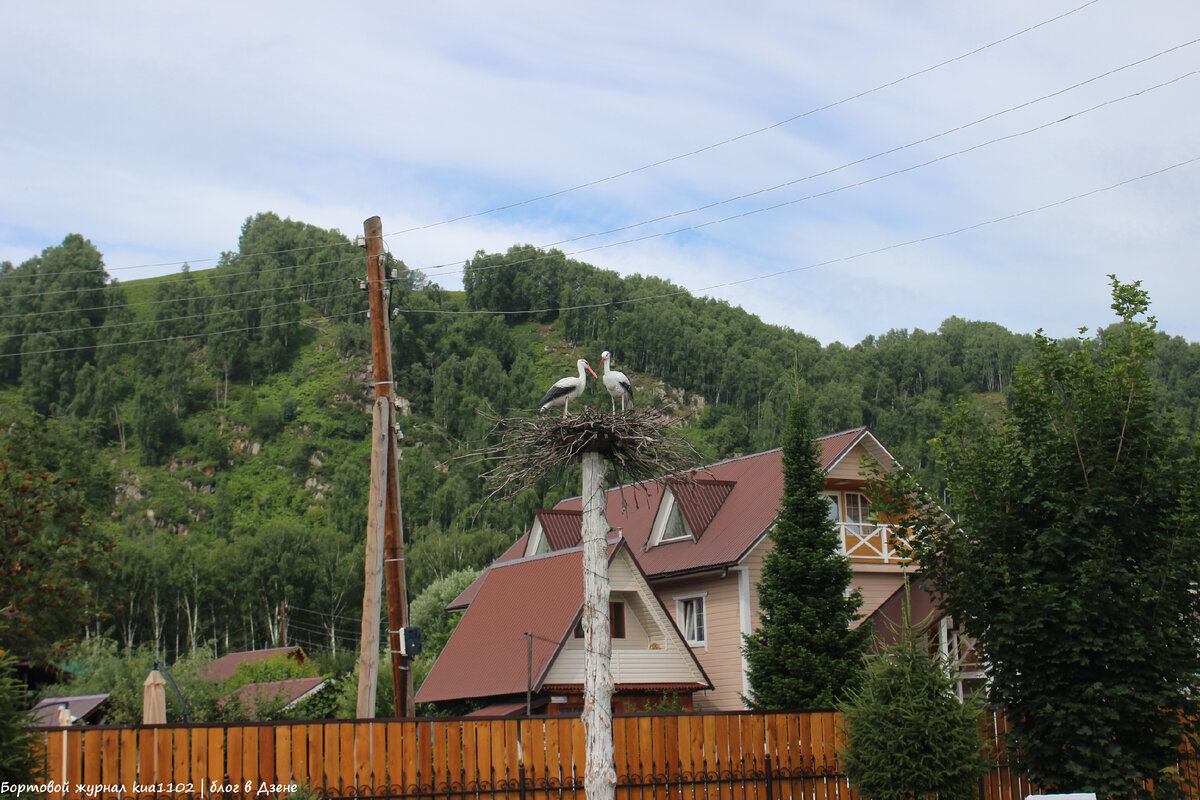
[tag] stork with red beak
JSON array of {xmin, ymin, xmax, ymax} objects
[
  {"xmin": 538, "ymin": 358, "xmax": 599, "ymax": 417},
  {"xmin": 600, "ymin": 351, "xmax": 633, "ymax": 412}
]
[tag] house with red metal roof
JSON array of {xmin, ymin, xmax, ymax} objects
[
  {"xmin": 421, "ymin": 427, "xmax": 918, "ymax": 712},
  {"xmin": 205, "ymin": 645, "xmax": 307, "ymax": 683},
  {"xmin": 417, "ymin": 538, "xmax": 710, "ymax": 715}
]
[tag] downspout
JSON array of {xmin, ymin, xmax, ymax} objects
[{"xmin": 729, "ymin": 566, "xmax": 753, "ymax": 705}]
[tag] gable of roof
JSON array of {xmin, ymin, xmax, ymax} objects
[
  {"xmin": 417, "ymin": 540, "xmax": 709, "ymax": 705},
  {"xmin": 668, "ymin": 478, "xmax": 735, "ymax": 540},
  {"xmin": 538, "ymin": 509, "xmax": 583, "ymax": 550},
  {"xmin": 221, "ymin": 676, "xmax": 328, "ymax": 718},
  {"xmin": 205, "ymin": 646, "xmax": 306, "ymax": 683}
]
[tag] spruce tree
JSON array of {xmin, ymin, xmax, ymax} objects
[
  {"xmin": 838, "ymin": 589, "xmax": 989, "ymax": 800},
  {"xmin": 743, "ymin": 386, "xmax": 871, "ymax": 708}
]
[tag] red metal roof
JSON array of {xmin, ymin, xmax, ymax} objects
[
  {"xmin": 669, "ymin": 478, "xmax": 735, "ymax": 540},
  {"xmin": 419, "ymin": 539, "xmax": 711, "ymax": 705},
  {"xmin": 221, "ymin": 676, "xmax": 327, "ymax": 717},
  {"xmin": 205, "ymin": 646, "xmax": 306, "ymax": 683},
  {"xmin": 521, "ymin": 428, "xmax": 879, "ymax": 579},
  {"xmin": 417, "ymin": 546, "xmax": 593, "ymax": 704},
  {"xmin": 538, "ymin": 508, "xmax": 583, "ymax": 550}
]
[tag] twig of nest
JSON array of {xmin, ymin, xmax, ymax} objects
[{"xmin": 476, "ymin": 407, "xmax": 703, "ymax": 502}]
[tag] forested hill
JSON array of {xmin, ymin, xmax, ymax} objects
[{"xmin": 2, "ymin": 212, "xmax": 1198, "ymax": 666}]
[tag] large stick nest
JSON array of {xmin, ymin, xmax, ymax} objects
[{"xmin": 477, "ymin": 407, "xmax": 702, "ymax": 501}]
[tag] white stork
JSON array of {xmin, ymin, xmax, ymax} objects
[
  {"xmin": 600, "ymin": 351, "xmax": 633, "ymax": 412},
  {"xmin": 538, "ymin": 358, "xmax": 598, "ymax": 417}
]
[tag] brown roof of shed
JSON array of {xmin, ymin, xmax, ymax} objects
[
  {"xmin": 221, "ymin": 676, "xmax": 327, "ymax": 718},
  {"xmin": 205, "ymin": 646, "xmax": 306, "ymax": 683}
]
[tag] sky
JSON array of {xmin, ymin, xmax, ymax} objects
[{"xmin": 2, "ymin": 2, "xmax": 1197, "ymax": 346}]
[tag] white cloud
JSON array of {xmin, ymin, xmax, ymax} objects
[{"xmin": 2, "ymin": 1, "xmax": 1197, "ymax": 344}]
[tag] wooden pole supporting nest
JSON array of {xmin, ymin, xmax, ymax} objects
[{"xmin": 476, "ymin": 405, "xmax": 701, "ymax": 800}]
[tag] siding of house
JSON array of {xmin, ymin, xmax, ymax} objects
[
  {"xmin": 542, "ymin": 556, "xmax": 706, "ymax": 687},
  {"xmin": 654, "ymin": 571, "xmax": 745, "ymax": 712}
]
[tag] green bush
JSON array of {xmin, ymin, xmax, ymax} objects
[
  {"xmin": 838, "ymin": 597, "xmax": 990, "ymax": 800},
  {"xmin": 0, "ymin": 652, "xmax": 43, "ymax": 782}
]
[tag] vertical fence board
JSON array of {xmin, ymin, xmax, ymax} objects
[
  {"xmin": 190, "ymin": 728, "xmax": 207, "ymax": 798},
  {"xmin": 462, "ymin": 720, "xmax": 482, "ymax": 799},
  {"xmin": 134, "ymin": 729, "xmax": 155, "ymax": 795},
  {"xmin": 355, "ymin": 722, "xmax": 374, "ymax": 794},
  {"xmin": 82, "ymin": 730, "xmax": 101, "ymax": 797},
  {"xmin": 99, "ymin": 729, "xmax": 118, "ymax": 798},
  {"xmin": 386, "ymin": 721, "xmax": 404, "ymax": 794},
  {"xmin": 273, "ymin": 725, "xmax": 291, "ymax": 790},
  {"xmin": 305, "ymin": 722, "xmax": 322, "ymax": 792},
  {"xmin": 322, "ymin": 722, "xmax": 339, "ymax": 794},
  {"xmin": 172, "ymin": 728, "xmax": 189, "ymax": 791},
  {"xmin": 571, "ymin": 717, "xmax": 587, "ymax": 800},
  {"xmin": 257, "ymin": 726, "xmax": 275, "ymax": 794},
  {"xmin": 420, "ymin": 721, "xmax": 437, "ymax": 798},
  {"xmin": 65, "ymin": 729, "xmax": 83, "ymax": 800},
  {"xmin": 243, "ymin": 726, "xmax": 260, "ymax": 797},
  {"xmin": 226, "ymin": 727, "xmax": 244, "ymax": 793},
  {"xmin": 402, "ymin": 721, "xmax": 420, "ymax": 796},
  {"xmin": 611, "ymin": 716, "xmax": 629, "ymax": 800},
  {"xmin": 338, "ymin": 723, "xmax": 354, "ymax": 794},
  {"xmin": 653, "ymin": 715, "xmax": 669, "ymax": 800},
  {"xmin": 676, "ymin": 714, "xmax": 695, "ymax": 800},
  {"xmin": 116, "ymin": 729, "xmax": 135, "ymax": 797},
  {"xmin": 205, "ymin": 726, "xmax": 224, "ymax": 797},
  {"xmin": 372, "ymin": 721, "xmax": 388, "ymax": 795},
  {"xmin": 431, "ymin": 720, "xmax": 450, "ymax": 796}
]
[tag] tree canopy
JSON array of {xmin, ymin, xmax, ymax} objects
[{"xmin": 875, "ymin": 277, "xmax": 1200, "ymax": 798}]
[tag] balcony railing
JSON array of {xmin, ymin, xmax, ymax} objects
[{"xmin": 838, "ymin": 522, "xmax": 910, "ymax": 564}]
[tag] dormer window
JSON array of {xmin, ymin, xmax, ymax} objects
[{"xmin": 660, "ymin": 502, "xmax": 692, "ymax": 543}]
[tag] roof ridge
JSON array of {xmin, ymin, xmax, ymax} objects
[{"xmin": 492, "ymin": 535, "xmax": 623, "ymax": 568}]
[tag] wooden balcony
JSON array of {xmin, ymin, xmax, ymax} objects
[{"xmin": 839, "ymin": 522, "xmax": 910, "ymax": 565}]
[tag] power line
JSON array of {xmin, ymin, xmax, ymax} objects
[
  {"xmin": 1, "ymin": 288, "xmax": 365, "ymax": 343},
  {"xmin": 0, "ymin": 252, "xmax": 363, "ymax": 303},
  {"xmin": 394, "ymin": 155, "xmax": 1199, "ymax": 318},
  {"xmin": 2, "ymin": 2, "xmax": 1101, "ymax": 281},
  {"xmin": 0, "ymin": 308, "xmax": 367, "ymax": 359},
  {"xmin": 2, "ymin": 269, "xmax": 360, "ymax": 321},
  {"xmin": 4, "ymin": 238, "xmax": 363, "ymax": 282},
  {"xmin": 381, "ymin": 0, "xmax": 1105, "ymax": 239},
  {"xmin": 414, "ymin": 66, "xmax": 1197, "ymax": 282}
]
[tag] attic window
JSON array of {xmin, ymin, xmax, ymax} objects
[
  {"xmin": 660, "ymin": 503, "xmax": 691, "ymax": 543},
  {"xmin": 574, "ymin": 602, "xmax": 626, "ymax": 639}
]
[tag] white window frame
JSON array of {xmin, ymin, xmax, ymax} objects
[
  {"xmin": 649, "ymin": 492, "xmax": 692, "ymax": 547},
  {"xmin": 675, "ymin": 592, "xmax": 708, "ymax": 648}
]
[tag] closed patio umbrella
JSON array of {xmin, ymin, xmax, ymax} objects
[{"xmin": 143, "ymin": 669, "xmax": 167, "ymax": 724}]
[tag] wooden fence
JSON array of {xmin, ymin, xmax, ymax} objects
[{"xmin": 21, "ymin": 711, "xmax": 1161, "ymax": 800}]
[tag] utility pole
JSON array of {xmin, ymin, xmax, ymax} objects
[{"xmin": 359, "ymin": 215, "xmax": 413, "ymax": 717}]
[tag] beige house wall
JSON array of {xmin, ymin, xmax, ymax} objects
[
  {"xmin": 653, "ymin": 571, "xmax": 747, "ymax": 712},
  {"xmin": 545, "ymin": 553, "xmax": 708, "ymax": 688}
]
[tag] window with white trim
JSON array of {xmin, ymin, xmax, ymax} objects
[{"xmin": 676, "ymin": 595, "xmax": 707, "ymax": 646}]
